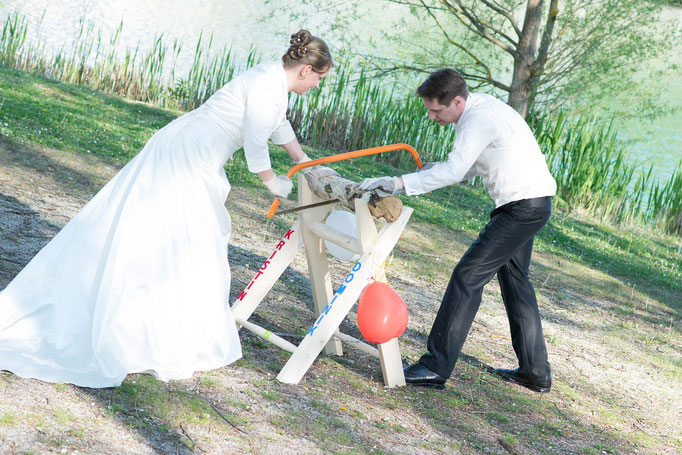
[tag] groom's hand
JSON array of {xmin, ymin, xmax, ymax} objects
[{"xmin": 355, "ymin": 176, "xmax": 404, "ymax": 196}]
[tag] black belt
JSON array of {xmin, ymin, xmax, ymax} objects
[{"xmin": 512, "ymin": 196, "xmax": 552, "ymax": 208}]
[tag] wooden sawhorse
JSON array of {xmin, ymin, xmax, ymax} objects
[{"xmin": 230, "ymin": 173, "xmax": 413, "ymax": 387}]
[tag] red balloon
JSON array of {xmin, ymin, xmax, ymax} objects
[{"xmin": 357, "ymin": 281, "xmax": 408, "ymax": 344}]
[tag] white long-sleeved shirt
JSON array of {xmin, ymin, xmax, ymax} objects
[
  {"xmin": 402, "ymin": 93, "xmax": 556, "ymax": 207},
  {"xmin": 200, "ymin": 61, "xmax": 296, "ymax": 173}
]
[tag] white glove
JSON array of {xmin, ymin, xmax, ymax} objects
[
  {"xmin": 295, "ymin": 154, "xmax": 312, "ymax": 164},
  {"xmin": 263, "ymin": 175, "xmax": 293, "ymax": 198},
  {"xmin": 356, "ymin": 176, "xmax": 404, "ymax": 196}
]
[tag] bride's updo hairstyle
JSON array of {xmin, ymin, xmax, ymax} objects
[{"xmin": 282, "ymin": 29, "xmax": 332, "ymax": 73}]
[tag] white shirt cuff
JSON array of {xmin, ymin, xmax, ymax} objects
[
  {"xmin": 245, "ymin": 153, "xmax": 272, "ymax": 173},
  {"xmin": 401, "ymin": 172, "xmax": 426, "ymax": 196}
]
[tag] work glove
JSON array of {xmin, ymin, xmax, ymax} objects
[
  {"xmin": 301, "ymin": 165, "xmax": 340, "ymax": 192},
  {"xmin": 263, "ymin": 174, "xmax": 294, "ymax": 198},
  {"xmin": 356, "ymin": 176, "xmax": 404, "ymax": 197},
  {"xmin": 296, "ymin": 154, "xmax": 339, "ymax": 179},
  {"xmin": 295, "ymin": 154, "xmax": 312, "ymax": 164},
  {"xmin": 301, "ymin": 165, "xmax": 339, "ymax": 180}
]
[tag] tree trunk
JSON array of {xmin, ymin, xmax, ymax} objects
[
  {"xmin": 528, "ymin": 0, "xmax": 559, "ymax": 113},
  {"xmin": 507, "ymin": 0, "xmax": 545, "ymax": 118}
]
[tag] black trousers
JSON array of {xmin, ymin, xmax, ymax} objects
[{"xmin": 419, "ymin": 196, "xmax": 552, "ymax": 380}]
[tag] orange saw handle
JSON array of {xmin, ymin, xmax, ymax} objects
[{"xmin": 267, "ymin": 143, "xmax": 424, "ymax": 218}]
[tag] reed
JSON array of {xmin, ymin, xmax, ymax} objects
[
  {"xmin": 0, "ymin": 13, "xmax": 28, "ymax": 69},
  {"xmin": 1, "ymin": 12, "xmax": 680, "ymax": 235},
  {"xmin": 0, "ymin": 12, "xmax": 257, "ymax": 108},
  {"xmin": 529, "ymin": 110, "xmax": 681, "ymax": 234}
]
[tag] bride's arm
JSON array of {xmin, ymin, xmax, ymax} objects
[
  {"xmin": 254, "ymin": 137, "xmax": 306, "ymax": 185},
  {"xmin": 279, "ymin": 138, "xmax": 309, "ymax": 164}
]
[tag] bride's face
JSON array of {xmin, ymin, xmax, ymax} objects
[{"xmin": 295, "ymin": 65, "xmax": 329, "ymax": 95}]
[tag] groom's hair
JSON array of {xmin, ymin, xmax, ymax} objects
[{"xmin": 416, "ymin": 68, "xmax": 469, "ymax": 106}]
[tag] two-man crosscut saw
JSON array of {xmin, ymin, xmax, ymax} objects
[{"xmin": 267, "ymin": 143, "xmax": 424, "ymax": 218}]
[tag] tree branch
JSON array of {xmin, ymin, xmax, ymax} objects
[
  {"xmin": 418, "ymin": 0, "xmax": 495, "ymax": 80},
  {"xmin": 383, "ymin": 0, "xmax": 449, "ymax": 10},
  {"xmin": 478, "ymin": 0, "xmax": 522, "ymax": 37},
  {"xmin": 533, "ymin": 0, "xmax": 558, "ymax": 76},
  {"xmin": 369, "ymin": 63, "xmax": 511, "ymax": 92},
  {"xmin": 440, "ymin": 0, "xmax": 518, "ymax": 54}
]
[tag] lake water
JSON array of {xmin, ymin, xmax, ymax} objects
[{"xmin": 1, "ymin": 0, "xmax": 680, "ymax": 182}]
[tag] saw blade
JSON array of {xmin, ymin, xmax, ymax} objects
[{"xmin": 273, "ymin": 198, "xmax": 341, "ymax": 215}]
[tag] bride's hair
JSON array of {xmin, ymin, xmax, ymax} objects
[{"xmin": 282, "ymin": 29, "xmax": 332, "ymax": 73}]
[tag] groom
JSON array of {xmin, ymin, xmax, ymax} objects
[{"xmin": 357, "ymin": 68, "xmax": 556, "ymax": 393}]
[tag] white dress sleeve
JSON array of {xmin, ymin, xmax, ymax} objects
[
  {"xmin": 269, "ymin": 119, "xmax": 296, "ymax": 145},
  {"xmin": 243, "ymin": 87, "xmax": 283, "ymax": 173}
]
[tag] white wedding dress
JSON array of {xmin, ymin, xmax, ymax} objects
[{"xmin": 0, "ymin": 61, "xmax": 294, "ymax": 387}]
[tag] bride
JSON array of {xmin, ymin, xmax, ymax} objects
[{"xmin": 0, "ymin": 29, "xmax": 332, "ymax": 388}]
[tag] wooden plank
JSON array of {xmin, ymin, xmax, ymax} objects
[
  {"xmin": 378, "ymin": 338, "xmax": 406, "ymax": 387},
  {"xmin": 298, "ymin": 174, "xmax": 342, "ymax": 356},
  {"xmin": 308, "ymin": 221, "xmax": 363, "ymax": 255},
  {"xmin": 354, "ymin": 199, "xmax": 377, "ymax": 250},
  {"xmin": 236, "ymin": 319, "xmax": 297, "ymax": 353},
  {"xmin": 334, "ymin": 331, "xmax": 379, "ymax": 358},
  {"xmin": 231, "ymin": 220, "xmax": 303, "ymax": 324}
]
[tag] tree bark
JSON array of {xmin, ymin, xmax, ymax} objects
[
  {"xmin": 507, "ymin": 0, "xmax": 545, "ymax": 118},
  {"xmin": 528, "ymin": 0, "xmax": 559, "ymax": 112},
  {"xmin": 303, "ymin": 172, "xmax": 403, "ymax": 222}
]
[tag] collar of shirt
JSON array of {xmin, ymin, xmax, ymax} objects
[{"xmin": 455, "ymin": 94, "xmax": 478, "ymax": 132}]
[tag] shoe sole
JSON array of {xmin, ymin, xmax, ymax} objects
[
  {"xmin": 506, "ymin": 376, "xmax": 550, "ymax": 393},
  {"xmin": 406, "ymin": 381, "xmax": 446, "ymax": 389}
]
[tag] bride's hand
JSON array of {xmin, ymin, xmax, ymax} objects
[{"xmin": 263, "ymin": 174, "xmax": 293, "ymax": 198}]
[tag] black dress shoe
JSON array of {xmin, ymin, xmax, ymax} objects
[
  {"xmin": 404, "ymin": 363, "xmax": 447, "ymax": 389},
  {"xmin": 492, "ymin": 368, "xmax": 551, "ymax": 393}
]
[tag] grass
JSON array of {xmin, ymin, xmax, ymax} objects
[
  {"xmin": 0, "ymin": 66, "xmax": 176, "ymax": 166},
  {"xmin": 0, "ymin": 66, "xmax": 680, "ymax": 454},
  {"xmin": 0, "ymin": 412, "xmax": 18, "ymax": 426}
]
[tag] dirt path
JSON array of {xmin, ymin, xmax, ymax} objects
[{"xmin": 1, "ymin": 140, "xmax": 680, "ymax": 454}]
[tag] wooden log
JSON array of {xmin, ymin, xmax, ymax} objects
[{"xmin": 302, "ymin": 169, "xmax": 403, "ymax": 222}]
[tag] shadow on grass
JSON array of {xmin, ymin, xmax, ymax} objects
[
  {"xmin": 534, "ymin": 219, "xmax": 681, "ymax": 324},
  {"xmin": 78, "ymin": 382, "xmax": 198, "ymax": 455},
  {"xmin": 319, "ymin": 342, "xmax": 639, "ymax": 453},
  {"xmin": 0, "ymin": 135, "xmax": 108, "ymax": 198},
  {"xmin": 537, "ymin": 216, "xmax": 681, "ymax": 314},
  {"xmin": 0, "ymin": 192, "xmax": 57, "ymax": 287}
]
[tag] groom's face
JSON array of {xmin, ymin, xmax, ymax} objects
[{"xmin": 423, "ymin": 96, "xmax": 465, "ymax": 125}]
